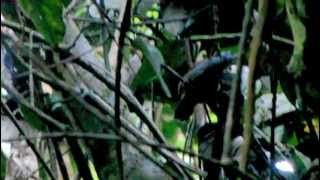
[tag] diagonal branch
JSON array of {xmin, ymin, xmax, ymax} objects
[{"xmin": 1, "ymin": 100, "xmax": 56, "ymax": 180}]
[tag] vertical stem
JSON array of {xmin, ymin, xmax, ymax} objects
[
  {"xmin": 270, "ymin": 61, "xmax": 277, "ymax": 179},
  {"xmin": 29, "ymin": 31, "xmax": 34, "ymax": 105},
  {"xmin": 66, "ymin": 139, "xmax": 93, "ymax": 180},
  {"xmin": 100, "ymin": 0, "xmax": 111, "ymax": 71},
  {"xmin": 239, "ymin": 0, "xmax": 269, "ymax": 172},
  {"xmin": 221, "ymin": 0, "xmax": 254, "ymax": 162},
  {"xmin": 51, "ymin": 138, "xmax": 70, "ymax": 180},
  {"xmin": 115, "ymin": 0, "xmax": 131, "ymax": 179}
]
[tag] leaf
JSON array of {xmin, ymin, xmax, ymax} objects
[
  {"xmin": 290, "ymin": 148, "xmax": 311, "ymax": 175},
  {"xmin": 287, "ymin": 132, "xmax": 298, "ymax": 146},
  {"xmin": 209, "ymin": 112, "xmax": 218, "ymax": 124},
  {"xmin": 20, "ymin": 104, "xmax": 46, "ymax": 131},
  {"xmin": 131, "ymin": 38, "xmax": 171, "ymax": 97},
  {"xmin": 158, "ymin": 39, "xmax": 188, "ymax": 68},
  {"xmin": 18, "ymin": 0, "xmax": 69, "ymax": 46},
  {"xmin": 1, "ymin": 152, "xmax": 6, "ymax": 180},
  {"xmin": 286, "ymin": 0, "xmax": 306, "ymax": 78}
]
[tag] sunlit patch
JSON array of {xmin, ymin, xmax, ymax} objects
[
  {"xmin": 275, "ymin": 160, "xmax": 294, "ymax": 173},
  {"xmin": 209, "ymin": 112, "xmax": 218, "ymax": 123},
  {"xmin": 1, "ymin": 88, "xmax": 8, "ymax": 97},
  {"xmin": 88, "ymin": 160, "xmax": 99, "ymax": 180},
  {"xmin": 41, "ymin": 82, "xmax": 53, "ymax": 94},
  {"xmin": 1, "ymin": 142, "xmax": 11, "ymax": 158}
]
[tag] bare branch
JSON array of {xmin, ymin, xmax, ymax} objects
[
  {"xmin": 239, "ymin": 0, "xmax": 269, "ymax": 171},
  {"xmin": 221, "ymin": 0, "xmax": 254, "ymax": 163}
]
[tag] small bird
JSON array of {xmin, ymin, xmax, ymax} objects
[{"xmin": 175, "ymin": 52, "xmax": 236, "ymax": 120}]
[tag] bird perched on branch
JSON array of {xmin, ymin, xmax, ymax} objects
[{"xmin": 175, "ymin": 52, "xmax": 236, "ymax": 120}]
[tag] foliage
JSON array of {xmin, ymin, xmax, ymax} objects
[
  {"xmin": 131, "ymin": 38, "xmax": 171, "ymax": 97},
  {"xmin": 18, "ymin": 0, "xmax": 69, "ymax": 46},
  {"xmin": 1, "ymin": 0, "xmax": 319, "ymax": 179},
  {"xmin": 1, "ymin": 152, "xmax": 6, "ymax": 180}
]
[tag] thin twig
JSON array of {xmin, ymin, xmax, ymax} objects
[
  {"xmin": 28, "ymin": 31, "xmax": 35, "ymax": 105},
  {"xmin": 28, "ymin": 148, "xmax": 71, "ymax": 179},
  {"xmin": 7, "ymin": 29, "xmax": 188, "ymax": 180},
  {"xmin": 1, "ymin": 82, "xmax": 68, "ymax": 130},
  {"xmin": 270, "ymin": 56, "xmax": 278, "ymax": 178},
  {"xmin": 1, "ymin": 101, "xmax": 56, "ymax": 180},
  {"xmin": 221, "ymin": 0, "xmax": 255, "ymax": 163},
  {"xmin": 2, "ymin": 12, "xmax": 255, "ymax": 177},
  {"xmin": 100, "ymin": 0, "xmax": 111, "ymax": 71},
  {"xmin": 2, "ymin": 20, "xmax": 228, "ymax": 178},
  {"xmin": 239, "ymin": 0, "xmax": 269, "ymax": 171},
  {"xmin": 14, "ymin": 37, "xmax": 111, "ymax": 80},
  {"xmin": 2, "ymin": 132, "xmax": 121, "ymax": 142},
  {"xmin": 15, "ymin": 54, "xmax": 193, "ymax": 178},
  {"xmin": 1, "ymin": 20, "xmax": 45, "ymax": 42},
  {"xmin": 50, "ymin": 136, "xmax": 69, "ymax": 180},
  {"xmin": 3, "ymin": 131, "xmax": 255, "ymax": 179},
  {"xmin": 64, "ymin": 24, "xmax": 91, "ymax": 50},
  {"xmin": 86, "ymin": 92, "xmax": 193, "ymax": 178},
  {"xmin": 74, "ymin": 59, "xmax": 167, "ymax": 143},
  {"xmin": 89, "ymin": 0, "xmax": 119, "ymax": 46},
  {"xmin": 190, "ymin": 33, "xmax": 294, "ymax": 46},
  {"xmin": 161, "ymin": 64, "xmax": 187, "ymax": 84},
  {"xmin": 7, "ymin": 15, "xmax": 168, "ymax": 145}
]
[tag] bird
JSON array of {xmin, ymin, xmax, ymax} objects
[{"xmin": 174, "ymin": 52, "xmax": 236, "ymax": 120}]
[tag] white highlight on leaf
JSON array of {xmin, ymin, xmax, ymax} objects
[{"xmin": 275, "ymin": 160, "xmax": 295, "ymax": 173}]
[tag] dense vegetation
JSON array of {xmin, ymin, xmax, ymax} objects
[{"xmin": 1, "ymin": 0, "xmax": 319, "ymax": 179}]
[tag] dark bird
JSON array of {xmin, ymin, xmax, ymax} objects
[{"xmin": 174, "ymin": 52, "xmax": 236, "ymax": 120}]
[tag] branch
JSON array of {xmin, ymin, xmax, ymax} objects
[
  {"xmin": 190, "ymin": 33, "xmax": 294, "ymax": 46},
  {"xmin": 221, "ymin": 0, "xmax": 254, "ymax": 162},
  {"xmin": 239, "ymin": 0, "xmax": 269, "ymax": 171},
  {"xmin": 1, "ymin": 19, "xmax": 45, "ymax": 42},
  {"xmin": 1, "ymin": 82, "xmax": 68, "ymax": 130},
  {"xmin": 1, "ymin": 100, "xmax": 55, "ymax": 180},
  {"xmin": 50, "ymin": 134, "xmax": 70, "ymax": 180},
  {"xmin": 3, "ymin": 131, "xmax": 256, "ymax": 179},
  {"xmin": 74, "ymin": 59, "xmax": 167, "ymax": 143},
  {"xmin": 115, "ymin": 0, "xmax": 132, "ymax": 179},
  {"xmin": 270, "ymin": 53, "xmax": 278, "ymax": 177},
  {"xmin": 14, "ymin": 55, "xmax": 197, "ymax": 178}
]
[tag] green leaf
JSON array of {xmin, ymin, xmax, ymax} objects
[
  {"xmin": 158, "ymin": 39, "xmax": 188, "ymax": 68},
  {"xmin": 18, "ymin": 0, "xmax": 68, "ymax": 46},
  {"xmin": 287, "ymin": 132, "xmax": 298, "ymax": 146},
  {"xmin": 20, "ymin": 105, "xmax": 47, "ymax": 131},
  {"xmin": 131, "ymin": 38, "xmax": 171, "ymax": 97},
  {"xmin": 1, "ymin": 152, "xmax": 6, "ymax": 180},
  {"xmin": 276, "ymin": 0, "xmax": 286, "ymax": 15},
  {"xmin": 290, "ymin": 148, "xmax": 311, "ymax": 175},
  {"xmin": 286, "ymin": 0, "xmax": 306, "ymax": 78},
  {"xmin": 209, "ymin": 112, "xmax": 218, "ymax": 124}
]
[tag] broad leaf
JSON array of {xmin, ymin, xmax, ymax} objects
[
  {"xmin": 286, "ymin": 0, "xmax": 306, "ymax": 78},
  {"xmin": 20, "ymin": 105, "xmax": 46, "ymax": 131},
  {"xmin": 19, "ymin": 0, "xmax": 69, "ymax": 46},
  {"xmin": 131, "ymin": 38, "xmax": 171, "ymax": 97}
]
